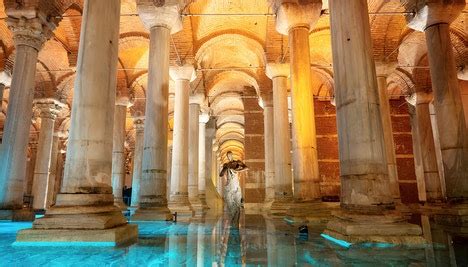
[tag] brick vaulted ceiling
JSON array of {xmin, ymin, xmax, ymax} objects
[{"xmin": 0, "ymin": 0, "xmax": 466, "ymax": 159}]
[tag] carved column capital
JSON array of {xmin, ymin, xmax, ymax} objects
[
  {"xmin": 189, "ymin": 93, "xmax": 205, "ymax": 106},
  {"xmin": 137, "ymin": 0, "xmax": 185, "ymax": 33},
  {"xmin": 33, "ymin": 98, "xmax": 64, "ymax": 120},
  {"xmin": 274, "ymin": 2, "xmax": 322, "ymax": 35},
  {"xmin": 266, "ymin": 63, "xmax": 290, "ymax": 79},
  {"xmin": 401, "ymin": 0, "xmax": 465, "ymax": 31},
  {"xmin": 6, "ymin": 17, "xmax": 53, "ymax": 51},
  {"xmin": 406, "ymin": 91, "xmax": 433, "ymax": 106},
  {"xmin": 133, "ymin": 117, "xmax": 145, "ymax": 132},
  {"xmin": 170, "ymin": 64, "xmax": 196, "ymax": 82}
]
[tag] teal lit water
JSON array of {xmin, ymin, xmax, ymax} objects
[{"xmin": 1, "ymin": 214, "xmax": 466, "ymax": 266}]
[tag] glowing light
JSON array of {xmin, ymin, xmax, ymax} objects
[{"xmin": 320, "ymin": 233, "xmax": 352, "ymax": 248}]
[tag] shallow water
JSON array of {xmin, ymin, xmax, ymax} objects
[{"xmin": 1, "ymin": 214, "xmax": 467, "ymax": 266}]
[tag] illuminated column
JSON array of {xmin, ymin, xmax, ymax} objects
[
  {"xmin": 111, "ymin": 96, "xmax": 131, "ymax": 210},
  {"xmin": 188, "ymin": 93, "xmax": 206, "ymax": 216},
  {"xmin": 375, "ymin": 63, "xmax": 400, "ymax": 202},
  {"xmin": 405, "ymin": 1, "xmax": 468, "ymax": 200},
  {"xmin": 266, "ymin": 63, "xmax": 293, "ymax": 214},
  {"xmin": 168, "ymin": 64, "xmax": 196, "ymax": 219},
  {"xmin": 198, "ymin": 112, "xmax": 210, "ymax": 209},
  {"xmin": 275, "ymin": 2, "xmax": 322, "ymax": 202},
  {"xmin": 17, "ymin": 0, "xmax": 138, "ymax": 245},
  {"xmin": 31, "ymin": 99, "xmax": 63, "ymax": 210},
  {"xmin": 323, "ymin": 0, "xmax": 424, "ymax": 245},
  {"xmin": 262, "ymin": 91, "xmax": 275, "ymax": 203},
  {"xmin": 130, "ymin": 117, "xmax": 145, "ymax": 207},
  {"xmin": 407, "ymin": 92, "xmax": 444, "ymax": 203},
  {"xmin": 133, "ymin": 3, "xmax": 183, "ymax": 221},
  {"xmin": 0, "ymin": 16, "xmax": 53, "ymax": 217},
  {"xmin": 25, "ymin": 142, "xmax": 38, "ymax": 197}
]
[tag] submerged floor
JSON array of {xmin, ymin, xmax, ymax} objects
[{"xmin": 1, "ymin": 213, "xmax": 467, "ymax": 266}]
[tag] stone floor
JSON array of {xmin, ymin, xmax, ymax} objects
[{"xmin": 1, "ymin": 212, "xmax": 467, "ymax": 266}]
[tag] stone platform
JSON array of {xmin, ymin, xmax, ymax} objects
[
  {"xmin": 268, "ymin": 201, "xmax": 291, "ymax": 217},
  {"xmin": 433, "ymin": 204, "xmax": 468, "ymax": 229},
  {"xmin": 168, "ymin": 201, "xmax": 194, "ymax": 221},
  {"xmin": 16, "ymin": 224, "xmax": 138, "ymax": 246},
  {"xmin": 131, "ymin": 206, "xmax": 173, "ymax": 221},
  {"xmin": 0, "ymin": 209, "xmax": 35, "ymax": 222},
  {"xmin": 323, "ymin": 210, "xmax": 426, "ymax": 246},
  {"xmin": 285, "ymin": 201, "xmax": 339, "ymax": 224}
]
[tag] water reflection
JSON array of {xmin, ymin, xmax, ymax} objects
[{"xmin": 1, "ymin": 212, "xmax": 467, "ymax": 266}]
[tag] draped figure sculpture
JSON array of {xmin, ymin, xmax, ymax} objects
[{"xmin": 219, "ymin": 151, "xmax": 248, "ymax": 227}]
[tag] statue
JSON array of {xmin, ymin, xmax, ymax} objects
[{"xmin": 219, "ymin": 151, "xmax": 248, "ymax": 227}]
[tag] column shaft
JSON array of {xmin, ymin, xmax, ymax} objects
[
  {"xmin": 425, "ymin": 23, "xmax": 468, "ymax": 199},
  {"xmin": 263, "ymin": 92, "xmax": 275, "ymax": 203},
  {"xmin": 289, "ymin": 26, "xmax": 321, "ymax": 201},
  {"xmin": 135, "ymin": 26, "xmax": 172, "ymax": 220},
  {"xmin": 330, "ymin": 0, "xmax": 393, "ymax": 211},
  {"xmin": 131, "ymin": 119, "xmax": 144, "ymax": 207},
  {"xmin": 46, "ymin": 134, "xmax": 60, "ymax": 207},
  {"xmin": 198, "ymin": 118, "xmax": 208, "ymax": 205},
  {"xmin": 31, "ymin": 112, "xmax": 57, "ymax": 210},
  {"xmin": 188, "ymin": 103, "xmax": 200, "ymax": 202},
  {"xmin": 377, "ymin": 76, "xmax": 400, "ymax": 201},
  {"xmin": 111, "ymin": 103, "xmax": 128, "ymax": 209},
  {"xmin": 0, "ymin": 44, "xmax": 39, "ymax": 209},
  {"xmin": 272, "ymin": 76, "xmax": 293, "ymax": 202}
]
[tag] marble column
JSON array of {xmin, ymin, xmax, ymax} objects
[
  {"xmin": 25, "ymin": 142, "xmax": 38, "ymax": 198},
  {"xmin": 188, "ymin": 93, "xmax": 206, "ymax": 216},
  {"xmin": 46, "ymin": 132, "xmax": 62, "ymax": 208},
  {"xmin": 168, "ymin": 64, "xmax": 196, "ymax": 219},
  {"xmin": 111, "ymin": 96, "xmax": 132, "ymax": 210},
  {"xmin": 375, "ymin": 64, "xmax": 401, "ymax": 202},
  {"xmin": 405, "ymin": 1, "xmax": 468, "ymax": 200},
  {"xmin": 17, "ymin": 0, "xmax": 138, "ymax": 245},
  {"xmin": 198, "ymin": 112, "xmax": 210, "ymax": 210},
  {"xmin": 407, "ymin": 92, "xmax": 444, "ymax": 203},
  {"xmin": 0, "ymin": 71, "xmax": 11, "ymax": 114},
  {"xmin": 262, "ymin": 91, "xmax": 275, "ymax": 204},
  {"xmin": 0, "ymin": 17, "xmax": 52, "ymax": 219},
  {"xmin": 323, "ymin": 0, "xmax": 424, "ymax": 245},
  {"xmin": 275, "ymin": 3, "xmax": 322, "ymax": 202},
  {"xmin": 131, "ymin": 117, "xmax": 144, "ymax": 207},
  {"xmin": 132, "ymin": 4, "xmax": 183, "ymax": 221},
  {"xmin": 266, "ymin": 63, "xmax": 293, "ymax": 215},
  {"xmin": 31, "ymin": 99, "xmax": 63, "ymax": 210}
]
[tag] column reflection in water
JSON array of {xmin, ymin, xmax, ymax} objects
[
  {"xmin": 166, "ymin": 223, "xmax": 187, "ymax": 266},
  {"xmin": 186, "ymin": 222, "xmax": 198, "ymax": 266}
]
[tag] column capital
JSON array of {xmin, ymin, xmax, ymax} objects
[
  {"xmin": 189, "ymin": 93, "xmax": 205, "ymax": 105},
  {"xmin": 137, "ymin": 1, "xmax": 184, "ymax": 33},
  {"xmin": 133, "ymin": 116, "xmax": 145, "ymax": 132},
  {"xmin": 30, "ymin": 141, "xmax": 39, "ymax": 151},
  {"xmin": 33, "ymin": 98, "xmax": 65, "ymax": 120},
  {"xmin": 116, "ymin": 96, "xmax": 134, "ymax": 108},
  {"xmin": 406, "ymin": 91, "xmax": 433, "ymax": 106},
  {"xmin": 274, "ymin": 2, "xmax": 322, "ymax": 35},
  {"xmin": 266, "ymin": 63, "xmax": 290, "ymax": 79},
  {"xmin": 402, "ymin": 0, "xmax": 465, "ymax": 31},
  {"xmin": 0, "ymin": 71, "xmax": 12, "ymax": 87},
  {"xmin": 170, "ymin": 64, "xmax": 196, "ymax": 82},
  {"xmin": 53, "ymin": 130, "xmax": 68, "ymax": 139},
  {"xmin": 199, "ymin": 112, "xmax": 210, "ymax": 124},
  {"xmin": 375, "ymin": 62, "xmax": 397, "ymax": 78},
  {"xmin": 6, "ymin": 17, "xmax": 54, "ymax": 51},
  {"xmin": 260, "ymin": 91, "xmax": 274, "ymax": 108}
]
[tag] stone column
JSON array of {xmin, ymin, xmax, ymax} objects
[
  {"xmin": 262, "ymin": 91, "xmax": 275, "ymax": 204},
  {"xmin": 132, "ymin": 3, "xmax": 183, "ymax": 221},
  {"xmin": 130, "ymin": 117, "xmax": 144, "ymax": 207},
  {"xmin": 375, "ymin": 64, "xmax": 401, "ymax": 202},
  {"xmin": 0, "ymin": 17, "xmax": 52, "ymax": 218},
  {"xmin": 46, "ymin": 132, "xmax": 62, "ymax": 208},
  {"xmin": 0, "ymin": 71, "xmax": 11, "ymax": 114},
  {"xmin": 111, "ymin": 96, "xmax": 132, "ymax": 210},
  {"xmin": 405, "ymin": 1, "xmax": 468, "ymax": 201},
  {"xmin": 266, "ymin": 63, "xmax": 293, "ymax": 215},
  {"xmin": 31, "ymin": 99, "xmax": 63, "ymax": 211},
  {"xmin": 198, "ymin": 112, "xmax": 210, "ymax": 210},
  {"xmin": 407, "ymin": 92, "xmax": 444, "ymax": 203},
  {"xmin": 275, "ymin": 3, "xmax": 322, "ymax": 202},
  {"xmin": 25, "ymin": 142, "xmax": 38, "ymax": 198},
  {"xmin": 188, "ymin": 93, "xmax": 206, "ymax": 216},
  {"xmin": 168, "ymin": 64, "xmax": 196, "ymax": 219},
  {"xmin": 323, "ymin": 0, "xmax": 424, "ymax": 245},
  {"xmin": 17, "ymin": 0, "xmax": 138, "ymax": 245}
]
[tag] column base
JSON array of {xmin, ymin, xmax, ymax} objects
[
  {"xmin": 323, "ymin": 210, "xmax": 426, "ymax": 246},
  {"xmin": 199, "ymin": 194, "xmax": 210, "ymax": 210},
  {"xmin": 16, "ymin": 224, "xmax": 138, "ymax": 246},
  {"xmin": 16, "ymin": 193, "xmax": 138, "ymax": 247},
  {"xmin": 268, "ymin": 199, "xmax": 292, "ymax": 217},
  {"xmin": 114, "ymin": 198, "xmax": 128, "ymax": 211},
  {"xmin": 168, "ymin": 197, "xmax": 194, "ymax": 221},
  {"xmin": 434, "ymin": 204, "xmax": 468, "ymax": 229},
  {"xmin": 285, "ymin": 201, "xmax": 339, "ymax": 224},
  {"xmin": 0, "ymin": 209, "xmax": 35, "ymax": 221},
  {"xmin": 131, "ymin": 206, "xmax": 173, "ymax": 221},
  {"xmin": 190, "ymin": 198, "xmax": 207, "ymax": 217}
]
